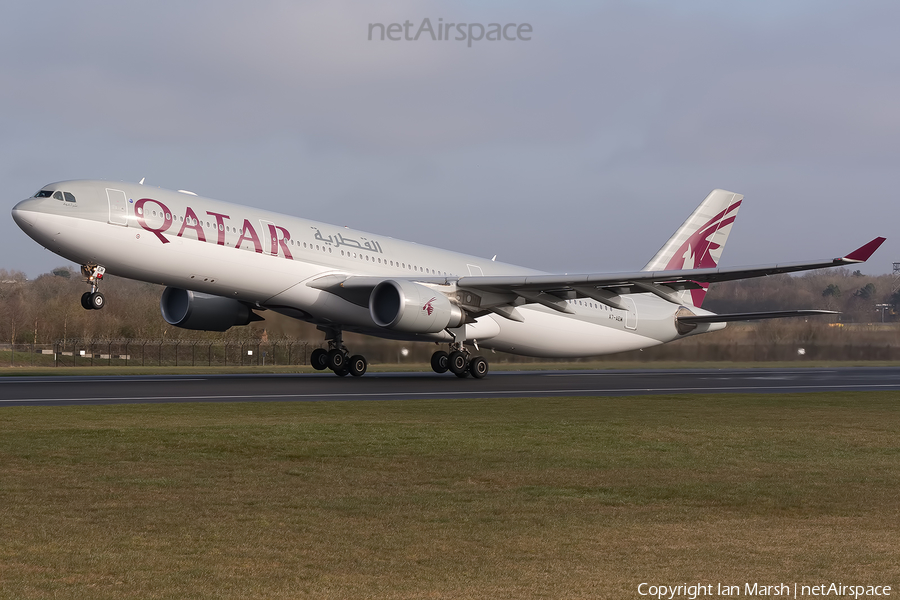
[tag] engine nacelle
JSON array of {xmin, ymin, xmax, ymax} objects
[
  {"xmin": 369, "ymin": 280, "xmax": 465, "ymax": 333},
  {"xmin": 160, "ymin": 287, "xmax": 257, "ymax": 332}
]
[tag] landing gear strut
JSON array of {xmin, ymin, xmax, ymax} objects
[
  {"xmin": 311, "ymin": 327, "xmax": 368, "ymax": 377},
  {"xmin": 80, "ymin": 264, "xmax": 106, "ymax": 310}
]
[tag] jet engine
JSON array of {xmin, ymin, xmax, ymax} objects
[
  {"xmin": 160, "ymin": 287, "xmax": 260, "ymax": 331},
  {"xmin": 369, "ymin": 280, "xmax": 465, "ymax": 333}
]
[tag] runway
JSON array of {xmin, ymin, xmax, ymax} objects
[{"xmin": 2, "ymin": 366, "xmax": 900, "ymax": 406}]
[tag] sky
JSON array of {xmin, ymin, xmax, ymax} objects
[{"xmin": 2, "ymin": 0, "xmax": 898, "ymax": 278}]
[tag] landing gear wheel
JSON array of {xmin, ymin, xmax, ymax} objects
[
  {"xmin": 448, "ymin": 351, "xmax": 468, "ymax": 375},
  {"xmin": 468, "ymin": 356, "xmax": 489, "ymax": 379},
  {"xmin": 348, "ymin": 355, "xmax": 368, "ymax": 377},
  {"xmin": 80, "ymin": 292, "xmax": 93, "ymax": 310},
  {"xmin": 327, "ymin": 349, "xmax": 346, "ymax": 371},
  {"xmin": 89, "ymin": 292, "xmax": 105, "ymax": 310},
  {"xmin": 431, "ymin": 351, "xmax": 449, "ymax": 374},
  {"xmin": 455, "ymin": 369, "xmax": 470, "ymax": 378},
  {"xmin": 310, "ymin": 348, "xmax": 329, "ymax": 370},
  {"xmin": 316, "ymin": 328, "xmax": 368, "ymax": 378}
]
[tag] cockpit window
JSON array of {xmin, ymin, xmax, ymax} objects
[
  {"xmin": 34, "ymin": 190, "xmax": 53, "ymax": 198},
  {"xmin": 49, "ymin": 191, "xmax": 76, "ymax": 202}
]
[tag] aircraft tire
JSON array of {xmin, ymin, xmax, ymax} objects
[
  {"xmin": 448, "ymin": 351, "xmax": 468, "ymax": 375},
  {"xmin": 468, "ymin": 356, "xmax": 489, "ymax": 379},
  {"xmin": 80, "ymin": 292, "xmax": 93, "ymax": 310},
  {"xmin": 327, "ymin": 349, "xmax": 346, "ymax": 371},
  {"xmin": 334, "ymin": 367, "xmax": 349, "ymax": 377},
  {"xmin": 348, "ymin": 355, "xmax": 367, "ymax": 377},
  {"xmin": 89, "ymin": 292, "xmax": 105, "ymax": 310},
  {"xmin": 430, "ymin": 351, "xmax": 449, "ymax": 373},
  {"xmin": 310, "ymin": 348, "xmax": 329, "ymax": 370}
]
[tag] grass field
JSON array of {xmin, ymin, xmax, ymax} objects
[
  {"xmin": 1, "ymin": 393, "xmax": 899, "ymax": 599},
  {"xmin": 3, "ymin": 359, "xmax": 900, "ymax": 377}
]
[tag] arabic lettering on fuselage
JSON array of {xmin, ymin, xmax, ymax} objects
[{"xmin": 312, "ymin": 227, "xmax": 383, "ymax": 253}]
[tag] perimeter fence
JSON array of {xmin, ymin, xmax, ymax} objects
[
  {"xmin": 3, "ymin": 333, "xmax": 900, "ymax": 368},
  {"xmin": 0, "ymin": 340, "xmax": 320, "ymax": 368}
]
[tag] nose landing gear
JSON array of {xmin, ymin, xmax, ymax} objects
[{"xmin": 79, "ymin": 264, "xmax": 106, "ymax": 310}]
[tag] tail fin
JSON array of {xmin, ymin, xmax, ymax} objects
[{"xmin": 642, "ymin": 189, "xmax": 743, "ymax": 307}]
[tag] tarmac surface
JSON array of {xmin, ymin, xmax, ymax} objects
[{"xmin": 2, "ymin": 366, "xmax": 900, "ymax": 406}]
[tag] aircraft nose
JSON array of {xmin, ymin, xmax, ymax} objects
[{"xmin": 11, "ymin": 198, "xmax": 38, "ymax": 229}]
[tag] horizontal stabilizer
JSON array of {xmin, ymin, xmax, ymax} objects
[{"xmin": 677, "ymin": 309, "xmax": 838, "ymax": 324}]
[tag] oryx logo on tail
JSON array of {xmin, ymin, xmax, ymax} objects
[
  {"xmin": 642, "ymin": 190, "xmax": 743, "ymax": 307},
  {"xmin": 665, "ymin": 201, "xmax": 741, "ymax": 272}
]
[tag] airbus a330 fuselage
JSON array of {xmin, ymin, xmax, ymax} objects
[{"xmin": 11, "ymin": 179, "xmax": 884, "ymax": 377}]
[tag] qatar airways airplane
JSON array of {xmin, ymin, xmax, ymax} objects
[{"xmin": 11, "ymin": 179, "xmax": 884, "ymax": 378}]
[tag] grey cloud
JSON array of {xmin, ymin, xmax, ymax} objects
[{"xmin": 2, "ymin": 0, "xmax": 898, "ymax": 278}]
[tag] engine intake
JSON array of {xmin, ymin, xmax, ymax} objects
[
  {"xmin": 160, "ymin": 287, "xmax": 259, "ymax": 331},
  {"xmin": 370, "ymin": 280, "xmax": 464, "ymax": 333}
]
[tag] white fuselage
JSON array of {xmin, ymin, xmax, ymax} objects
[{"xmin": 12, "ymin": 180, "xmax": 719, "ymax": 357}]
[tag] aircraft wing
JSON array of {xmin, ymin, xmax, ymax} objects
[
  {"xmin": 457, "ymin": 237, "xmax": 886, "ymax": 295},
  {"xmin": 305, "ymin": 238, "xmax": 884, "ymax": 320},
  {"xmin": 450, "ymin": 237, "xmax": 885, "ymax": 317}
]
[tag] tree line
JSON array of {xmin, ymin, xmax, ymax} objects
[
  {"xmin": 702, "ymin": 268, "xmax": 900, "ymax": 323},
  {"xmin": 1, "ymin": 265, "xmax": 898, "ymax": 348}
]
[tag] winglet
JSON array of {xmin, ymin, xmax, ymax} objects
[{"xmin": 842, "ymin": 237, "xmax": 886, "ymax": 263}]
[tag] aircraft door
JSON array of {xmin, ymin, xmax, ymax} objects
[
  {"xmin": 106, "ymin": 188, "xmax": 128, "ymax": 226},
  {"xmin": 624, "ymin": 297, "xmax": 638, "ymax": 330},
  {"xmin": 260, "ymin": 220, "xmax": 275, "ymax": 255}
]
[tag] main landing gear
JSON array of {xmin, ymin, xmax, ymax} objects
[
  {"xmin": 309, "ymin": 328, "xmax": 368, "ymax": 377},
  {"xmin": 79, "ymin": 264, "xmax": 107, "ymax": 310},
  {"xmin": 308, "ymin": 327, "xmax": 489, "ymax": 379},
  {"xmin": 430, "ymin": 346, "xmax": 489, "ymax": 379}
]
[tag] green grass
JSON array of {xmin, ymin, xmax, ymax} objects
[
  {"xmin": 2, "ymin": 359, "xmax": 900, "ymax": 377},
  {"xmin": 1, "ymin": 394, "xmax": 899, "ymax": 598}
]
